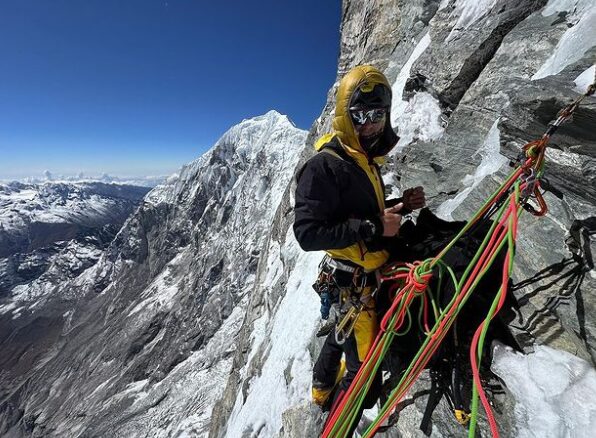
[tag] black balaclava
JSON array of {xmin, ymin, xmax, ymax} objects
[
  {"xmin": 359, "ymin": 128, "xmax": 384, "ymax": 155},
  {"xmin": 349, "ymin": 84, "xmax": 392, "ymax": 156}
]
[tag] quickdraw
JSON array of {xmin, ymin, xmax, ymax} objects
[{"xmin": 335, "ymin": 271, "xmax": 377, "ymax": 345}]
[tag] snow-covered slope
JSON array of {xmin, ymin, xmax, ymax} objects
[
  {"xmin": 0, "ymin": 110, "xmax": 307, "ymax": 437},
  {"xmin": 0, "ymin": 181, "xmax": 149, "ymax": 315}
]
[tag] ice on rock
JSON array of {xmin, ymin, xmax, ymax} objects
[
  {"xmin": 390, "ymin": 33, "xmax": 445, "ymax": 153},
  {"xmin": 492, "ymin": 344, "xmax": 596, "ymax": 438},
  {"xmin": 391, "ymin": 33, "xmax": 431, "ymax": 123},
  {"xmin": 437, "ymin": 119, "xmax": 508, "ymax": 219},
  {"xmin": 394, "ymin": 91, "xmax": 445, "ymax": 152},
  {"xmin": 532, "ymin": 0, "xmax": 596, "ymax": 80},
  {"xmin": 446, "ymin": 0, "xmax": 500, "ymax": 42},
  {"xmin": 574, "ymin": 64, "xmax": 596, "ymax": 94}
]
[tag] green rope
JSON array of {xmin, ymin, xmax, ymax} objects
[
  {"xmin": 335, "ymin": 167, "xmax": 528, "ymax": 437},
  {"xmin": 468, "ymin": 184, "xmax": 522, "ymax": 437},
  {"xmin": 363, "ymin": 191, "xmax": 516, "ymax": 436}
]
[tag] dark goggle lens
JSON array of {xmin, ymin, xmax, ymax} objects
[{"xmin": 350, "ymin": 108, "xmax": 387, "ymax": 125}]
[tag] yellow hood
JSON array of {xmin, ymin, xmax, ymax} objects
[{"xmin": 332, "ymin": 65, "xmax": 398, "ymax": 161}]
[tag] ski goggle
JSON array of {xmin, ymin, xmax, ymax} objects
[{"xmin": 349, "ymin": 108, "xmax": 387, "ymax": 125}]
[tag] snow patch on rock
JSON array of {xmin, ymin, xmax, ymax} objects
[
  {"xmin": 446, "ymin": 0, "xmax": 499, "ymax": 42},
  {"xmin": 492, "ymin": 344, "xmax": 596, "ymax": 438},
  {"xmin": 437, "ymin": 119, "xmax": 508, "ymax": 219},
  {"xmin": 574, "ymin": 64, "xmax": 596, "ymax": 93},
  {"xmin": 395, "ymin": 92, "xmax": 445, "ymax": 152},
  {"xmin": 391, "ymin": 32, "xmax": 431, "ymax": 123},
  {"xmin": 390, "ymin": 33, "xmax": 444, "ymax": 152},
  {"xmin": 532, "ymin": 0, "xmax": 596, "ymax": 80}
]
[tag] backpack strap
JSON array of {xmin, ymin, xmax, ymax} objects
[
  {"xmin": 295, "ymin": 139, "xmax": 349, "ymax": 183},
  {"xmin": 319, "ymin": 147, "xmax": 345, "ymax": 161},
  {"xmin": 419, "ymin": 327, "xmax": 471, "ymax": 435},
  {"xmin": 420, "ymin": 364, "xmax": 448, "ymax": 436}
]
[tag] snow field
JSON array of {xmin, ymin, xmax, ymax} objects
[
  {"xmin": 492, "ymin": 344, "xmax": 596, "ymax": 438},
  {"xmin": 225, "ymin": 236, "xmax": 322, "ymax": 437}
]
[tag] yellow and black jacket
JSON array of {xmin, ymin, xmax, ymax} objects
[{"xmin": 293, "ymin": 65, "xmax": 399, "ymax": 271}]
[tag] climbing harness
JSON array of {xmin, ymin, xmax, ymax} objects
[
  {"xmin": 320, "ymin": 77, "xmax": 596, "ymax": 438},
  {"xmin": 314, "ymin": 255, "xmax": 379, "ymax": 344}
]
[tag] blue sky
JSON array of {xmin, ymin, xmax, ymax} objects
[{"xmin": 0, "ymin": 1, "xmax": 341, "ymax": 179}]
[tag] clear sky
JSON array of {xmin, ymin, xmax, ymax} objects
[{"xmin": 0, "ymin": 0, "xmax": 341, "ymax": 180}]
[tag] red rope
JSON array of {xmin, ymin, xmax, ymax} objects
[
  {"xmin": 324, "ymin": 179, "xmax": 525, "ymax": 438},
  {"xmin": 469, "ymin": 194, "xmax": 519, "ymax": 438},
  {"xmin": 364, "ymin": 199, "xmax": 517, "ymax": 436},
  {"xmin": 323, "ymin": 264, "xmax": 433, "ymax": 437}
]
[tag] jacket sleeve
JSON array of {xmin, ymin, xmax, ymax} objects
[{"xmin": 293, "ymin": 158, "xmax": 380, "ymax": 251}]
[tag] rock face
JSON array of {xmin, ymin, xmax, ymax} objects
[
  {"xmin": 1, "ymin": 1, "xmax": 596, "ymax": 437},
  {"xmin": 390, "ymin": 0, "xmax": 596, "ymax": 365}
]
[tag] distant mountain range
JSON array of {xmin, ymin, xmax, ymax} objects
[
  {"xmin": 0, "ymin": 181, "xmax": 150, "ymax": 312},
  {"xmin": 1, "ymin": 173, "xmax": 169, "ymax": 188}
]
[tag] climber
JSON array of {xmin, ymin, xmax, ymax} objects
[{"xmin": 293, "ymin": 65, "xmax": 426, "ymax": 436}]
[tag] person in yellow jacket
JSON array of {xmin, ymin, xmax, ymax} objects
[{"xmin": 293, "ymin": 65, "xmax": 425, "ymax": 434}]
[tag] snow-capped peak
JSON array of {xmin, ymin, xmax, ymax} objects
[{"xmin": 146, "ymin": 111, "xmax": 306, "ymax": 206}]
